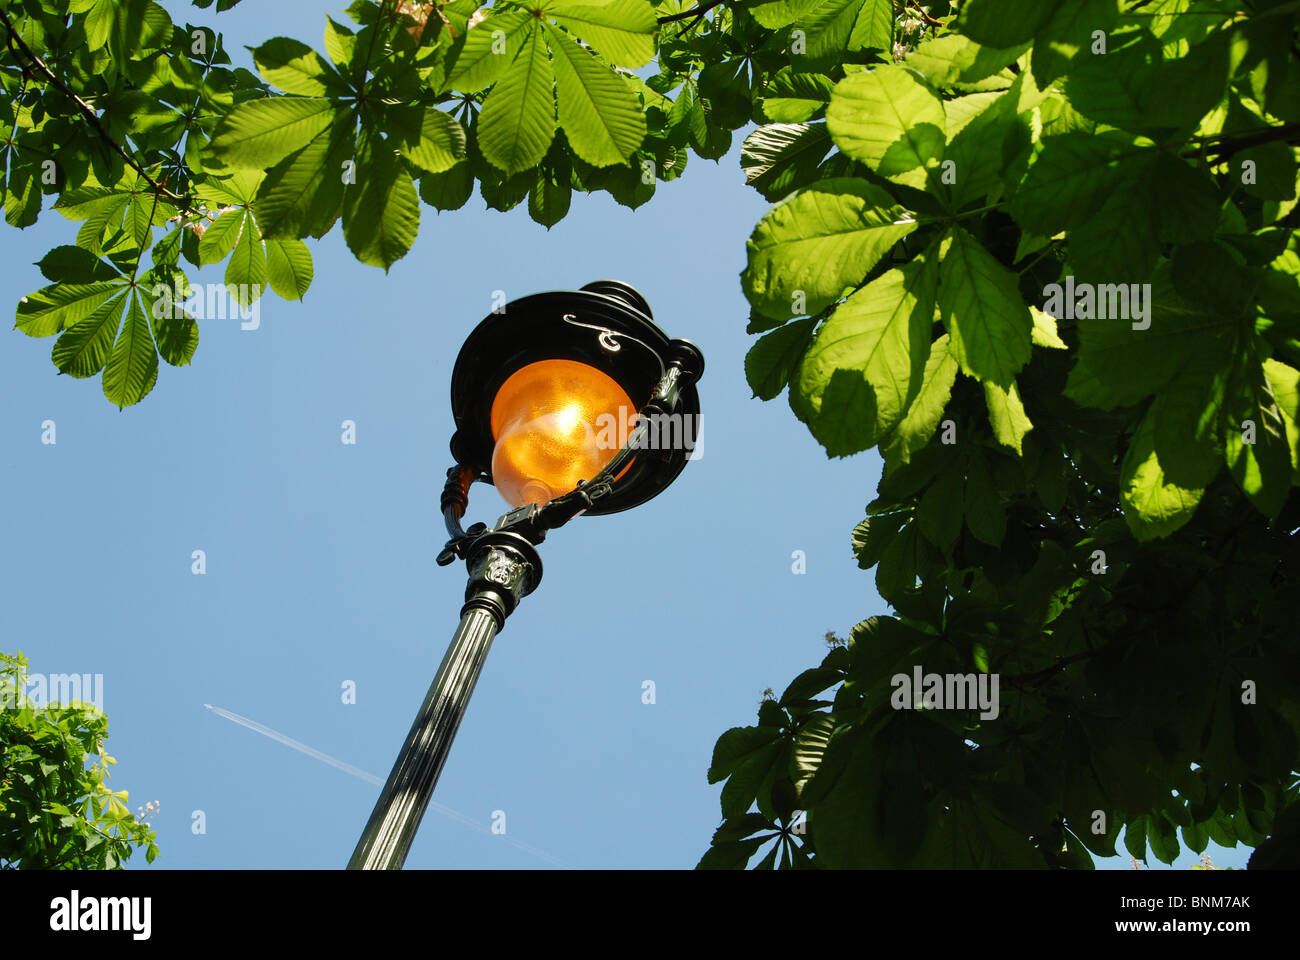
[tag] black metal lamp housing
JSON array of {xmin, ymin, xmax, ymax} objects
[{"xmin": 448, "ymin": 280, "xmax": 704, "ymax": 517}]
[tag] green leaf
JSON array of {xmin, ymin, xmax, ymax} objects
[
  {"xmin": 851, "ymin": 511, "xmax": 906, "ymax": 569},
  {"xmin": 667, "ymin": 82, "xmax": 708, "ymax": 146},
  {"xmin": 51, "ymin": 293, "xmax": 128, "ymax": 378},
  {"xmin": 4, "ymin": 162, "xmax": 41, "ymax": 228},
  {"xmin": 323, "ymin": 16, "xmax": 357, "ymax": 72},
  {"xmin": 254, "ymin": 114, "xmax": 357, "ymax": 239},
  {"xmin": 342, "ymin": 132, "xmax": 421, "ymax": 270},
  {"xmin": 1063, "ymin": 264, "xmax": 1237, "ymax": 410},
  {"xmin": 762, "ymin": 70, "xmax": 835, "ymax": 124},
  {"xmin": 16, "ymin": 282, "xmax": 126, "ymax": 338},
  {"xmin": 826, "ymin": 65, "xmax": 946, "ymax": 189},
  {"xmin": 747, "ymin": 0, "xmax": 824, "ymax": 30},
  {"xmin": 1068, "ymin": 171, "xmax": 1160, "ymax": 285},
  {"xmin": 1224, "ymin": 357, "xmax": 1293, "ymax": 518},
  {"xmin": 252, "ymin": 37, "xmax": 340, "ymax": 96},
  {"xmin": 1067, "ymin": 32, "xmax": 1237, "ymax": 135},
  {"xmin": 963, "ymin": 449, "xmax": 1006, "ymax": 546},
  {"xmin": 944, "ymin": 84, "xmax": 1030, "ymax": 207},
  {"xmin": 1120, "ymin": 413, "xmax": 1204, "ymax": 540},
  {"xmin": 142, "ymin": 271, "xmax": 199, "ymax": 367},
  {"xmin": 937, "ymin": 228, "xmax": 1032, "ymax": 387},
  {"xmin": 1239, "ymin": 139, "xmax": 1298, "ymax": 201},
  {"xmin": 876, "ymin": 520, "xmax": 925, "ymax": 600},
  {"xmin": 527, "ymin": 166, "xmax": 572, "ymax": 228},
  {"xmin": 546, "ymin": 0, "xmax": 658, "ymax": 68},
  {"xmin": 958, "ymin": 0, "xmax": 1062, "ymax": 48},
  {"xmin": 1009, "ymin": 133, "xmax": 1143, "ymax": 236},
  {"xmin": 721, "ymin": 741, "xmax": 784, "ymax": 819},
  {"xmin": 1263, "ymin": 358, "xmax": 1300, "ymax": 482},
  {"xmin": 698, "ymin": 59, "xmax": 751, "ymax": 129},
  {"xmin": 1147, "ymin": 813, "xmax": 1180, "ymax": 865},
  {"xmin": 983, "ymin": 379, "xmax": 1032, "ymax": 455},
  {"xmin": 1148, "ymin": 345, "xmax": 1228, "ymax": 490},
  {"xmin": 742, "ymin": 178, "xmax": 917, "ymax": 319},
  {"xmin": 264, "ymin": 239, "xmax": 314, "ymax": 300},
  {"xmin": 918, "ymin": 465, "xmax": 963, "ymax": 550},
  {"xmin": 102, "ymin": 293, "xmax": 159, "ymax": 409},
  {"xmin": 740, "ymin": 122, "xmax": 834, "ymax": 202},
  {"xmin": 1124, "ymin": 817, "xmax": 1148, "ymax": 862},
  {"xmin": 198, "ymin": 209, "xmax": 244, "ymax": 267},
  {"xmin": 546, "ymin": 25, "xmax": 645, "ymax": 168},
  {"xmin": 419, "ymin": 163, "xmax": 475, "ymax": 211},
  {"xmin": 696, "ymin": 833, "xmax": 771, "ymax": 869},
  {"xmin": 791, "ymin": 257, "xmax": 938, "ymax": 456},
  {"xmin": 799, "ymin": 0, "xmax": 875, "ymax": 60},
  {"xmin": 478, "ymin": 25, "xmax": 556, "ymax": 174},
  {"xmin": 791, "ymin": 715, "xmax": 837, "ymax": 796},
  {"xmin": 225, "ymin": 212, "xmax": 268, "ymax": 306},
  {"xmin": 36, "ymin": 247, "xmax": 121, "ymax": 284},
  {"xmin": 849, "ymin": 0, "xmax": 893, "ymax": 52},
  {"xmin": 1030, "ymin": 307, "xmax": 1067, "ymax": 349},
  {"xmin": 746, "ymin": 317, "xmax": 817, "ymax": 400},
  {"xmin": 907, "ymin": 35, "xmax": 1028, "ymax": 90},
  {"xmin": 209, "ymin": 97, "xmax": 339, "ymax": 169},
  {"xmin": 388, "ymin": 107, "xmax": 467, "ymax": 175},
  {"xmin": 708, "ymin": 726, "xmax": 782, "ymax": 784},
  {"xmin": 1032, "ymin": 0, "xmax": 1120, "ymax": 85},
  {"xmin": 882, "ymin": 333, "xmax": 958, "ymax": 463},
  {"xmin": 710, "ymin": 812, "xmax": 776, "ymax": 845},
  {"xmin": 152, "ymin": 229, "xmax": 182, "ymax": 269},
  {"xmin": 55, "ymin": 173, "xmax": 164, "ymax": 255},
  {"xmin": 446, "ymin": 11, "xmax": 532, "ymax": 92}
]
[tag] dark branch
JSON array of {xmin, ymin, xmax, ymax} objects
[
  {"xmin": 1003, "ymin": 649, "xmax": 1097, "ymax": 689},
  {"xmin": 1184, "ymin": 122, "xmax": 1300, "ymax": 162},
  {"xmin": 0, "ymin": 6, "xmax": 187, "ymax": 206},
  {"xmin": 657, "ymin": 0, "xmax": 727, "ymax": 23}
]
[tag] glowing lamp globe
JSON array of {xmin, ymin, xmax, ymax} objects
[
  {"xmin": 448, "ymin": 280, "xmax": 704, "ymax": 516},
  {"xmin": 489, "ymin": 359, "xmax": 637, "ymax": 507}
]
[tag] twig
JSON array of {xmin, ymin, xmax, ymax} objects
[
  {"xmin": 1003, "ymin": 649, "xmax": 1097, "ymax": 688},
  {"xmin": 132, "ymin": 173, "xmax": 166, "ymax": 282},
  {"xmin": 0, "ymin": 6, "xmax": 188, "ymax": 204},
  {"xmin": 658, "ymin": 0, "xmax": 727, "ymax": 24},
  {"xmin": 0, "ymin": 6, "xmax": 186, "ymax": 205},
  {"xmin": 908, "ymin": 2, "xmax": 943, "ymax": 26},
  {"xmin": 1182, "ymin": 122, "xmax": 1300, "ymax": 161}
]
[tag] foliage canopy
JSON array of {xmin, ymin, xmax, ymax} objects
[
  {"xmin": 0, "ymin": 652, "xmax": 159, "ymax": 869},
  {"xmin": 3, "ymin": 0, "xmax": 1299, "ymax": 867}
]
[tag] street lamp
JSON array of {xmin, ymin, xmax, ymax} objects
[{"xmin": 346, "ymin": 280, "xmax": 704, "ymax": 870}]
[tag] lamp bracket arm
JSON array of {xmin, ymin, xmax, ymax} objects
[{"xmin": 437, "ymin": 465, "xmax": 490, "ymax": 566}]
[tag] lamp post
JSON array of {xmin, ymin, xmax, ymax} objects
[{"xmin": 346, "ymin": 281, "xmax": 704, "ymax": 870}]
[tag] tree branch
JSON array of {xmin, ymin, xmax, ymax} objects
[
  {"xmin": 0, "ymin": 6, "xmax": 187, "ymax": 206},
  {"xmin": 657, "ymin": 0, "xmax": 727, "ymax": 23},
  {"xmin": 1182, "ymin": 122, "xmax": 1300, "ymax": 161},
  {"xmin": 1002, "ymin": 649, "xmax": 1097, "ymax": 689}
]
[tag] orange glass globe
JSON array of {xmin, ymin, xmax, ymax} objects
[{"xmin": 489, "ymin": 359, "xmax": 638, "ymax": 507}]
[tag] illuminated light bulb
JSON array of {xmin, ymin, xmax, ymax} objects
[{"xmin": 489, "ymin": 358, "xmax": 638, "ymax": 507}]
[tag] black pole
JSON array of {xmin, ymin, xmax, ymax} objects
[{"xmin": 346, "ymin": 532, "xmax": 541, "ymax": 870}]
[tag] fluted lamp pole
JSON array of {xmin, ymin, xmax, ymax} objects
[{"xmin": 347, "ymin": 281, "xmax": 704, "ymax": 870}]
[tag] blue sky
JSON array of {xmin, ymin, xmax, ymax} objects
[{"xmin": 0, "ymin": 0, "xmax": 1248, "ymax": 870}]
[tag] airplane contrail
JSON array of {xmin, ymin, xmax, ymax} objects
[{"xmin": 203, "ymin": 703, "xmax": 568, "ymax": 868}]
